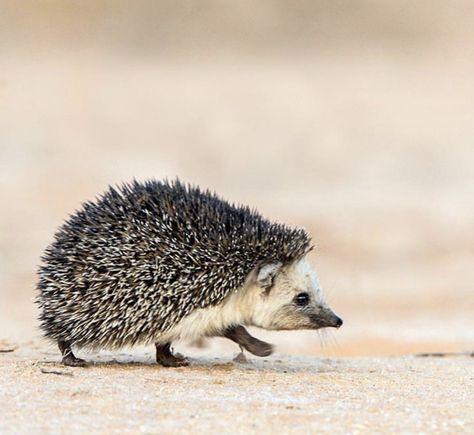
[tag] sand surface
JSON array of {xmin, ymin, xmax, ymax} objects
[{"xmin": 1, "ymin": 341, "xmax": 473, "ymax": 434}]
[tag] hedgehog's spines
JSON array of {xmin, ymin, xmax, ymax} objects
[{"xmin": 36, "ymin": 179, "xmax": 311, "ymax": 349}]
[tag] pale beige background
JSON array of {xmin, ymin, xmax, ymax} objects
[{"xmin": 1, "ymin": 0, "xmax": 473, "ymax": 357}]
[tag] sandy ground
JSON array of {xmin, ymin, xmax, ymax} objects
[{"xmin": 1, "ymin": 340, "xmax": 473, "ymax": 434}]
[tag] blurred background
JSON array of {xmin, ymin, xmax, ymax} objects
[{"xmin": 0, "ymin": 0, "xmax": 473, "ymax": 357}]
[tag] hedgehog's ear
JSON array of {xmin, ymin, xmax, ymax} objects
[{"xmin": 256, "ymin": 262, "xmax": 282, "ymax": 290}]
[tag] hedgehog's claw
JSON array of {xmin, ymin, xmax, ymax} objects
[{"xmin": 155, "ymin": 343, "xmax": 189, "ymax": 367}]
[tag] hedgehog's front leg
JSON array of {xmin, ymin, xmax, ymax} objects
[
  {"xmin": 223, "ymin": 325, "xmax": 274, "ymax": 357},
  {"xmin": 155, "ymin": 342, "xmax": 189, "ymax": 367},
  {"xmin": 58, "ymin": 340, "xmax": 87, "ymax": 367}
]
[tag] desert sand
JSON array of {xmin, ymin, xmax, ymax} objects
[{"xmin": 1, "ymin": 341, "xmax": 473, "ymax": 434}]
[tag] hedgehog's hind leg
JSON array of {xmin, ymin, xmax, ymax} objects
[
  {"xmin": 58, "ymin": 340, "xmax": 87, "ymax": 367},
  {"xmin": 155, "ymin": 343, "xmax": 189, "ymax": 367}
]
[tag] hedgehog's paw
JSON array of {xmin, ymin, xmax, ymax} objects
[
  {"xmin": 156, "ymin": 353, "xmax": 189, "ymax": 367},
  {"xmin": 158, "ymin": 355, "xmax": 190, "ymax": 368},
  {"xmin": 223, "ymin": 325, "xmax": 274, "ymax": 358},
  {"xmin": 155, "ymin": 343, "xmax": 189, "ymax": 368},
  {"xmin": 62, "ymin": 355, "xmax": 88, "ymax": 367},
  {"xmin": 58, "ymin": 340, "xmax": 88, "ymax": 367},
  {"xmin": 245, "ymin": 339, "xmax": 274, "ymax": 357}
]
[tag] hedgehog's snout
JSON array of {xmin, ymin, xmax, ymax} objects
[
  {"xmin": 330, "ymin": 314, "xmax": 343, "ymax": 328},
  {"xmin": 309, "ymin": 307, "xmax": 343, "ymax": 329}
]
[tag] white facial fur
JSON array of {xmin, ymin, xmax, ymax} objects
[
  {"xmin": 289, "ymin": 257, "xmax": 325, "ymax": 304},
  {"xmin": 249, "ymin": 256, "xmax": 334, "ymax": 330},
  {"xmin": 158, "ymin": 255, "xmax": 340, "ymax": 344}
]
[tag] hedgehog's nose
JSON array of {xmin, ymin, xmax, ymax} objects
[{"xmin": 334, "ymin": 316, "xmax": 343, "ymax": 328}]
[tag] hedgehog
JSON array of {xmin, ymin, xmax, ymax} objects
[{"xmin": 36, "ymin": 179, "xmax": 342, "ymax": 367}]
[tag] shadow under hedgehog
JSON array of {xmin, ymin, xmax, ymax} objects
[{"xmin": 36, "ymin": 179, "xmax": 342, "ymax": 367}]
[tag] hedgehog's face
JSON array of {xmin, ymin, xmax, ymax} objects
[{"xmin": 251, "ymin": 256, "xmax": 343, "ymax": 331}]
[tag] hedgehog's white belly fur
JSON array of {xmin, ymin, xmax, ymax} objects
[{"xmin": 158, "ymin": 289, "xmax": 250, "ymax": 343}]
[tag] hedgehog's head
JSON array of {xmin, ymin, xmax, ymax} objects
[{"xmin": 248, "ymin": 256, "xmax": 343, "ymax": 331}]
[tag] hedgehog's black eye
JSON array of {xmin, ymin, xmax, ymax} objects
[{"xmin": 294, "ymin": 292, "xmax": 310, "ymax": 307}]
